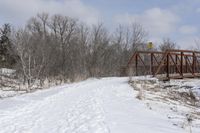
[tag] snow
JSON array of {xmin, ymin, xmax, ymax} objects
[
  {"xmin": 170, "ymin": 78, "xmax": 200, "ymax": 97},
  {"xmin": 0, "ymin": 90, "xmax": 26, "ymax": 98},
  {"xmin": 0, "ymin": 68, "xmax": 16, "ymax": 76},
  {"xmin": 0, "ymin": 77, "xmax": 199, "ymax": 133}
]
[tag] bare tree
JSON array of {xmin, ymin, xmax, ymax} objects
[
  {"xmin": 49, "ymin": 14, "xmax": 77, "ymax": 81},
  {"xmin": 13, "ymin": 29, "xmax": 45, "ymax": 90},
  {"xmin": 37, "ymin": 13, "xmax": 49, "ymax": 38},
  {"xmin": 0, "ymin": 24, "xmax": 16, "ymax": 68},
  {"xmin": 87, "ymin": 23, "xmax": 111, "ymax": 77},
  {"xmin": 130, "ymin": 23, "xmax": 148, "ymax": 52},
  {"xmin": 195, "ymin": 39, "xmax": 200, "ymax": 51},
  {"xmin": 159, "ymin": 38, "xmax": 178, "ymax": 51},
  {"xmin": 7, "ymin": 13, "xmax": 149, "ymax": 87}
]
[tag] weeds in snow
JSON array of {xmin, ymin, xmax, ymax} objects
[
  {"xmin": 129, "ymin": 77, "xmax": 200, "ymax": 131},
  {"xmin": 183, "ymin": 114, "xmax": 193, "ymax": 133},
  {"xmin": 136, "ymin": 88, "xmax": 144, "ymax": 100}
]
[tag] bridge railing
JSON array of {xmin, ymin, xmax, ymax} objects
[{"xmin": 122, "ymin": 49, "xmax": 200, "ymax": 80}]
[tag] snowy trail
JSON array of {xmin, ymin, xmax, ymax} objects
[{"xmin": 0, "ymin": 78, "xmax": 188, "ymax": 133}]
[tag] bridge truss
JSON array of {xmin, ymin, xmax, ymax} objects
[{"xmin": 123, "ymin": 49, "xmax": 200, "ymax": 80}]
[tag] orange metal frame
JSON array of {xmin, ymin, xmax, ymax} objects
[{"xmin": 125, "ymin": 49, "xmax": 200, "ymax": 80}]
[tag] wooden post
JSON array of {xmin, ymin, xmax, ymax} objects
[
  {"xmin": 180, "ymin": 52, "xmax": 183, "ymax": 77},
  {"xmin": 185, "ymin": 56, "xmax": 188, "ymax": 73},
  {"xmin": 151, "ymin": 53, "xmax": 154, "ymax": 75},
  {"xmin": 135, "ymin": 54, "xmax": 138, "ymax": 76},
  {"xmin": 175, "ymin": 54, "xmax": 178, "ymax": 73},
  {"xmin": 192, "ymin": 52, "xmax": 196, "ymax": 74},
  {"xmin": 166, "ymin": 53, "xmax": 169, "ymax": 79}
]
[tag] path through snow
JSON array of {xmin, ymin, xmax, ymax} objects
[{"xmin": 0, "ymin": 78, "xmax": 192, "ymax": 133}]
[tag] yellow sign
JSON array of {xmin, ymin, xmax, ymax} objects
[{"xmin": 147, "ymin": 42, "xmax": 153, "ymax": 49}]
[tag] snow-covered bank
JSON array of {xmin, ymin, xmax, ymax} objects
[
  {"xmin": 0, "ymin": 77, "xmax": 199, "ymax": 133},
  {"xmin": 129, "ymin": 77, "xmax": 200, "ymax": 133}
]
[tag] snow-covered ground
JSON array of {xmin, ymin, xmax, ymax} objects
[{"xmin": 0, "ymin": 77, "xmax": 199, "ymax": 133}]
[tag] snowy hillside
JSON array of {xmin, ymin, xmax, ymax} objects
[{"xmin": 0, "ymin": 77, "xmax": 199, "ymax": 133}]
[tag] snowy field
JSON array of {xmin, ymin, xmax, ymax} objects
[{"xmin": 0, "ymin": 77, "xmax": 199, "ymax": 133}]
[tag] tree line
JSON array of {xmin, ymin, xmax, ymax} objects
[{"xmin": 0, "ymin": 13, "xmax": 179, "ymax": 87}]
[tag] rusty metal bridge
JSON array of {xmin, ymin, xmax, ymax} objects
[{"xmin": 121, "ymin": 49, "xmax": 200, "ymax": 80}]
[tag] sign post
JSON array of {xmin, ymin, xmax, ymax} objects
[{"xmin": 147, "ymin": 42, "xmax": 154, "ymax": 75}]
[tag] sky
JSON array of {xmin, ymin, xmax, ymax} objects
[{"xmin": 0, "ymin": 0, "xmax": 200, "ymax": 49}]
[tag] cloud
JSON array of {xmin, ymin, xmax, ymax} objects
[
  {"xmin": 196, "ymin": 8, "xmax": 200, "ymax": 13},
  {"xmin": 179, "ymin": 25, "xmax": 198, "ymax": 34},
  {"xmin": 177, "ymin": 36, "xmax": 198, "ymax": 49},
  {"xmin": 113, "ymin": 8, "xmax": 180, "ymax": 36},
  {"xmin": 0, "ymin": 0, "xmax": 101, "ymax": 26}
]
